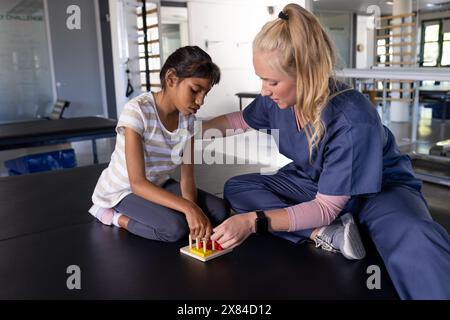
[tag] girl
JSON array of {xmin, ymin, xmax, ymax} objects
[
  {"xmin": 89, "ymin": 46, "xmax": 229, "ymax": 242},
  {"xmin": 206, "ymin": 4, "xmax": 450, "ymax": 299}
]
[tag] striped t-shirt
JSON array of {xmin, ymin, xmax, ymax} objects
[{"xmin": 91, "ymin": 92, "xmax": 197, "ymax": 209}]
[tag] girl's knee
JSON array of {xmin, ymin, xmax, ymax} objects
[
  {"xmin": 157, "ymin": 217, "xmax": 188, "ymax": 242},
  {"xmin": 160, "ymin": 230, "xmax": 187, "ymax": 242}
]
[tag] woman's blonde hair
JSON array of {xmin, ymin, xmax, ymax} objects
[{"xmin": 253, "ymin": 3, "xmax": 337, "ymax": 161}]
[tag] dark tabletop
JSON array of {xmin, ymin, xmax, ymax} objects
[
  {"xmin": 0, "ymin": 117, "xmax": 117, "ymax": 150},
  {"xmin": 235, "ymin": 92, "xmax": 259, "ymax": 99},
  {"xmin": 0, "ymin": 165, "xmax": 399, "ymax": 299},
  {"xmin": 419, "ymin": 85, "xmax": 450, "ymax": 103}
]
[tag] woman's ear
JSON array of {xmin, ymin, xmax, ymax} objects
[{"xmin": 165, "ymin": 68, "xmax": 179, "ymax": 88}]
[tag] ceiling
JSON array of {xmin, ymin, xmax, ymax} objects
[
  {"xmin": 1, "ymin": 0, "xmax": 448, "ymax": 17},
  {"xmin": 160, "ymin": 0, "xmax": 450, "ymax": 15},
  {"xmin": 313, "ymin": 0, "xmax": 450, "ymax": 15}
]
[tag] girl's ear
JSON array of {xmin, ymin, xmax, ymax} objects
[{"xmin": 165, "ymin": 68, "xmax": 179, "ymax": 88}]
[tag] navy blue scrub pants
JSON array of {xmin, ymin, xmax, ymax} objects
[
  {"xmin": 224, "ymin": 169, "xmax": 450, "ymax": 300},
  {"xmin": 115, "ymin": 179, "xmax": 230, "ymax": 242}
]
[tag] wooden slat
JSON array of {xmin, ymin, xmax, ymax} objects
[
  {"xmin": 378, "ymin": 61, "xmax": 416, "ymax": 65},
  {"xmin": 141, "ymin": 83, "xmax": 161, "ymax": 88},
  {"xmin": 378, "ymin": 22, "xmax": 416, "ymax": 30},
  {"xmin": 139, "ymin": 54, "xmax": 161, "ymax": 59},
  {"xmin": 385, "ymin": 89, "xmax": 415, "ymax": 93},
  {"xmin": 137, "ymin": 24, "xmax": 158, "ymax": 31},
  {"xmin": 139, "ymin": 69, "xmax": 161, "ymax": 73},
  {"xmin": 376, "ymin": 32, "xmax": 415, "ymax": 39},
  {"xmin": 377, "ymin": 41, "xmax": 416, "ymax": 47},
  {"xmin": 137, "ymin": 39, "xmax": 160, "ymax": 45},
  {"xmin": 376, "ymin": 12, "xmax": 415, "ymax": 21},
  {"xmin": 375, "ymin": 97, "xmax": 414, "ymax": 102},
  {"xmin": 137, "ymin": 8, "xmax": 157, "ymax": 17},
  {"xmin": 382, "ymin": 80, "xmax": 415, "ymax": 83},
  {"xmin": 377, "ymin": 52, "xmax": 415, "ymax": 56}
]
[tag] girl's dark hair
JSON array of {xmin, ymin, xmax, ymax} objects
[{"xmin": 159, "ymin": 46, "xmax": 221, "ymax": 89}]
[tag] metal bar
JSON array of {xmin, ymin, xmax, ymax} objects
[
  {"xmin": 415, "ymin": 172, "xmax": 450, "ymax": 187},
  {"xmin": 141, "ymin": 0, "xmax": 150, "ymax": 92},
  {"xmin": 92, "ymin": 139, "xmax": 98, "ymax": 164},
  {"xmin": 335, "ymin": 68, "xmax": 450, "ymax": 81},
  {"xmin": 382, "ymin": 79, "xmax": 387, "ymax": 123},
  {"xmin": 411, "ymin": 81, "xmax": 419, "ymax": 144}
]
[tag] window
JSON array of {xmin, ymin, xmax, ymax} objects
[
  {"xmin": 420, "ymin": 19, "xmax": 450, "ymax": 67},
  {"xmin": 0, "ymin": 0, "xmax": 54, "ymax": 122},
  {"xmin": 442, "ymin": 20, "xmax": 450, "ymax": 66},
  {"xmin": 136, "ymin": 2, "xmax": 162, "ymax": 92}
]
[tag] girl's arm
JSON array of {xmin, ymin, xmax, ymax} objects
[
  {"xmin": 180, "ymin": 137, "xmax": 197, "ymax": 204},
  {"xmin": 125, "ymin": 128, "xmax": 211, "ymax": 239},
  {"xmin": 124, "ymin": 127, "xmax": 190, "ymax": 212}
]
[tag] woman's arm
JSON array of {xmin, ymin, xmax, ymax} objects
[
  {"xmin": 202, "ymin": 115, "xmax": 231, "ymax": 136},
  {"xmin": 211, "ymin": 194, "xmax": 349, "ymax": 248},
  {"xmin": 180, "ymin": 137, "xmax": 197, "ymax": 204},
  {"xmin": 202, "ymin": 111, "xmax": 250, "ymax": 137},
  {"xmin": 210, "ymin": 208, "xmax": 289, "ymax": 249}
]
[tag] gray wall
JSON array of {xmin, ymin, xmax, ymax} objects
[
  {"xmin": 47, "ymin": 0, "xmax": 104, "ymax": 117},
  {"xmin": 315, "ymin": 11, "xmax": 355, "ymax": 68}
]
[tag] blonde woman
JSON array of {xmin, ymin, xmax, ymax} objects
[{"xmin": 206, "ymin": 4, "xmax": 450, "ymax": 300}]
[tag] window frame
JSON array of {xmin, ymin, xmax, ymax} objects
[{"xmin": 420, "ymin": 18, "xmax": 450, "ymax": 68}]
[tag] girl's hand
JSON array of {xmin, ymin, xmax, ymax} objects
[
  {"xmin": 210, "ymin": 212, "xmax": 256, "ymax": 249},
  {"xmin": 184, "ymin": 202, "xmax": 212, "ymax": 240}
]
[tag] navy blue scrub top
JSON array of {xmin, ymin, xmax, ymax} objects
[{"xmin": 243, "ymin": 83, "xmax": 422, "ymax": 197}]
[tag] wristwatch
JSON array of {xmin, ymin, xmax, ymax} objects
[{"xmin": 255, "ymin": 210, "xmax": 269, "ymax": 235}]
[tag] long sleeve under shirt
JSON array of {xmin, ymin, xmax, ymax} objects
[{"xmin": 225, "ymin": 111, "xmax": 350, "ymax": 231}]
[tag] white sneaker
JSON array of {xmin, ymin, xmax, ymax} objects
[{"xmin": 315, "ymin": 213, "xmax": 366, "ymax": 260}]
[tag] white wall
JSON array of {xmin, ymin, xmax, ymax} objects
[
  {"xmin": 356, "ymin": 15, "xmax": 375, "ymax": 68},
  {"xmin": 187, "ymin": 0, "xmax": 306, "ymax": 118},
  {"xmin": 185, "ymin": 0, "xmax": 306, "ymax": 167},
  {"xmin": 418, "ymin": 9, "xmax": 450, "ymax": 22},
  {"xmin": 108, "ymin": 0, "xmax": 307, "ymax": 118},
  {"xmin": 315, "ymin": 11, "xmax": 354, "ymax": 68},
  {"xmin": 109, "ymin": 0, "xmax": 144, "ymax": 117},
  {"xmin": 161, "ymin": 6, "xmax": 189, "ymax": 61}
]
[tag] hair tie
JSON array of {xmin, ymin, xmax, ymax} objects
[{"xmin": 278, "ymin": 11, "xmax": 288, "ymax": 20}]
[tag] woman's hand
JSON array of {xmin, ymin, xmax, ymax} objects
[
  {"xmin": 210, "ymin": 212, "xmax": 256, "ymax": 249},
  {"xmin": 184, "ymin": 202, "xmax": 212, "ymax": 240}
]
